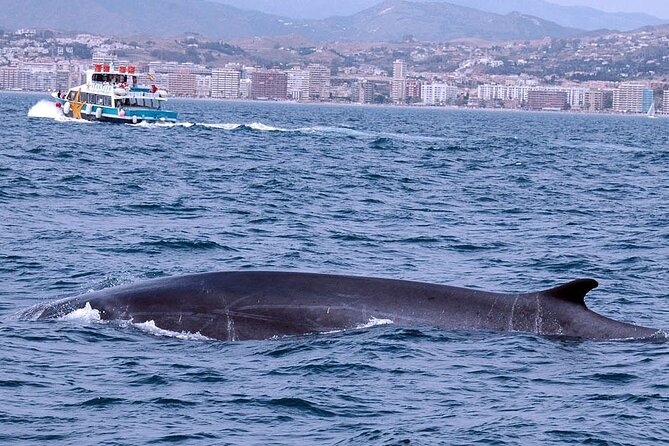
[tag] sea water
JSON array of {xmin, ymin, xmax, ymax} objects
[{"xmin": 1, "ymin": 93, "xmax": 668, "ymax": 444}]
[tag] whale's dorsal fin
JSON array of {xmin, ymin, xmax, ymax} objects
[{"xmin": 542, "ymin": 279, "xmax": 599, "ymax": 307}]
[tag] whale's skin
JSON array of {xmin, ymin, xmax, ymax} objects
[{"xmin": 29, "ymin": 271, "xmax": 659, "ymax": 341}]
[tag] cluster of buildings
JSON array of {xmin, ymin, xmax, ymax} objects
[
  {"xmin": 207, "ymin": 63, "xmax": 331, "ymax": 101},
  {"xmin": 0, "ymin": 48, "xmax": 666, "ymax": 115},
  {"xmin": 476, "ymin": 81, "xmax": 658, "ymax": 113}
]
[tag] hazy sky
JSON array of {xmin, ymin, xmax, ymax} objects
[{"xmin": 550, "ymin": 0, "xmax": 669, "ymax": 18}]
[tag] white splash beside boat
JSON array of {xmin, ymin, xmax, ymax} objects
[{"xmin": 52, "ymin": 63, "xmax": 178, "ymax": 124}]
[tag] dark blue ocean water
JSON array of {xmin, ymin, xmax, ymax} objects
[{"xmin": 2, "ymin": 92, "xmax": 668, "ymax": 444}]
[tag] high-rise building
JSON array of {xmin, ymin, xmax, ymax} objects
[
  {"xmin": 211, "ymin": 68, "xmax": 241, "ymax": 99},
  {"xmin": 195, "ymin": 75, "xmax": 211, "ymax": 98},
  {"xmin": 585, "ymin": 89, "xmax": 605, "ymax": 112},
  {"xmin": 239, "ymin": 78, "xmax": 252, "ymax": 99},
  {"xmin": 307, "ymin": 64, "xmax": 330, "ymax": 100},
  {"xmin": 527, "ymin": 89, "xmax": 567, "ymax": 110},
  {"xmin": 0, "ymin": 67, "xmax": 26, "ymax": 90},
  {"xmin": 421, "ymin": 83, "xmax": 458, "ymax": 105},
  {"xmin": 613, "ymin": 83, "xmax": 645, "ymax": 113},
  {"xmin": 642, "ymin": 88, "xmax": 654, "ymax": 113},
  {"xmin": 663, "ymin": 90, "xmax": 669, "ymax": 114},
  {"xmin": 391, "ymin": 59, "xmax": 406, "ymax": 103},
  {"xmin": 405, "ymin": 79, "xmax": 422, "ymax": 101},
  {"xmin": 477, "ymin": 84, "xmax": 531, "ymax": 102},
  {"xmin": 250, "ymin": 70, "xmax": 287, "ymax": 100},
  {"xmin": 168, "ymin": 71, "xmax": 197, "ymax": 97},
  {"xmin": 287, "ymin": 67, "xmax": 310, "ymax": 100},
  {"xmin": 358, "ymin": 80, "xmax": 375, "ymax": 104}
]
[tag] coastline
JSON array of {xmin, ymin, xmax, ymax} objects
[{"xmin": 14, "ymin": 89, "xmax": 662, "ymax": 119}]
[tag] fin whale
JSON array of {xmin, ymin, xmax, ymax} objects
[{"xmin": 27, "ymin": 271, "xmax": 660, "ymax": 341}]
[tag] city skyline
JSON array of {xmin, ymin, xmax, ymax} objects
[{"xmin": 4, "ymin": 10, "xmax": 669, "ymax": 117}]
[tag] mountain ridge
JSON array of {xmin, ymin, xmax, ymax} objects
[
  {"xmin": 314, "ymin": 0, "xmax": 580, "ymax": 41},
  {"xmin": 213, "ymin": 0, "xmax": 667, "ymax": 31},
  {"xmin": 0, "ymin": 0, "xmax": 581, "ymax": 41}
]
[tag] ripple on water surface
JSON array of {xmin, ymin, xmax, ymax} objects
[{"xmin": 0, "ymin": 95, "xmax": 668, "ymax": 444}]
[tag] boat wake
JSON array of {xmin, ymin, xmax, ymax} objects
[
  {"xmin": 132, "ymin": 120, "xmax": 445, "ymax": 142},
  {"xmin": 133, "ymin": 121, "xmax": 289, "ymax": 131},
  {"xmin": 27, "ymin": 101, "xmax": 443, "ymax": 141}
]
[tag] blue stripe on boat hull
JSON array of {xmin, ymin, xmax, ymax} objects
[{"xmin": 52, "ymin": 94, "xmax": 178, "ymax": 123}]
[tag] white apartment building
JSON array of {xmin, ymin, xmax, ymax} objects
[
  {"xmin": 287, "ymin": 67, "xmax": 309, "ymax": 100},
  {"xmin": 421, "ymin": 83, "xmax": 458, "ymax": 105},
  {"xmin": 391, "ymin": 59, "xmax": 406, "ymax": 103},
  {"xmin": 239, "ymin": 78, "xmax": 252, "ymax": 99},
  {"xmin": 478, "ymin": 83, "xmax": 586, "ymax": 108},
  {"xmin": 307, "ymin": 64, "xmax": 330, "ymax": 99},
  {"xmin": 613, "ymin": 83, "xmax": 645, "ymax": 113},
  {"xmin": 211, "ymin": 68, "xmax": 241, "ymax": 99},
  {"xmin": 195, "ymin": 75, "xmax": 211, "ymax": 98}
]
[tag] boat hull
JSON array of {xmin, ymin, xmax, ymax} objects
[{"xmin": 52, "ymin": 93, "xmax": 178, "ymax": 124}]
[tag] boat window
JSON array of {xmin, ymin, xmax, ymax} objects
[{"xmin": 122, "ymin": 97, "xmax": 161, "ymax": 109}]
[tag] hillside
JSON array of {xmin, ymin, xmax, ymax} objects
[
  {"xmin": 0, "ymin": 0, "xmax": 302, "ymax": 38},
  {"xmin": 213, "ymin": 0, "xmax": 667, "ymax": 31},
  {"xmin": 314, "ymin": 0, "xmax": 579, "ymax": 41},
  {"xmin": 442, "ymin": 0, "xmax": 667, "ymax": 32},
  {"xmin": 0, "ymin": 0, "xmax": 580, "ymax": 41}
]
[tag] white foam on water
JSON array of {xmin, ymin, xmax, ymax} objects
[
  {"xmin": 196, "ymin": 122, "xmax": 288, "ymax": 131},
  {"xmin": 27, "ymin": 100, "xmax": 95, "ymax": 123},
  {"xmin": 356, "ymin": 316, "xmax": 395, "ymax": 329},
  {"xmin": 133, "ymin": 320, "xmax": 213, "ymax": 341},
  {"xmin": 27, "ymin": 100, "xmax": 63, "ymax": 119},
  {"xmin": 165, "ymin": 121, "xmax": 195, "ymax": 128},
  {"xmin": 246, "ymin": 122, "xmax": 289, "ymax": 132},
  {"xmin": 58, "ymin": 302, "xmax": 102, "ymax": 323},
  {"xmin": 130, "ymin": 121, "xmax": 194, "ymax": 128},
  {"xmin": 198, "ymin": 122, "xmax": 242, "ymax": 130},
  {"xmin": 320, "ymin": 317, "xmax": 395, "ymax": 335},
  {"xmin": 297, "ymin": 125, "xmax": 372, "ymax": 138}
]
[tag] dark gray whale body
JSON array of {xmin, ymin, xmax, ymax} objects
[{"xmin": 31, "ymin": 271, "xmax": 659, "ymax": 341}]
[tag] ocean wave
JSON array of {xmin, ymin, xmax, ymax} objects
[
  {"xmin": 139, "ymin": 238, "xmax": 225, "ymax": 251},
  {"xmin": 131, "ymin": 120, "xmax": 444, "ymax": 142}
]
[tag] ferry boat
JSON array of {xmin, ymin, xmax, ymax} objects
[{"xmin": 52, "ymin": 63, "xmax": 178, "ymax": 124}]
